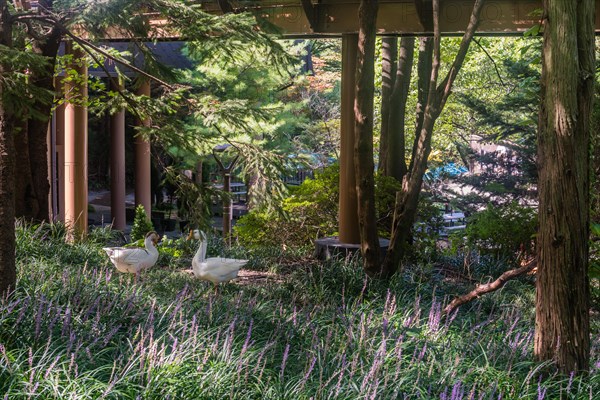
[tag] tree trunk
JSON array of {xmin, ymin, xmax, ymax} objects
[
  {"xmin": 534, "ymin": 0, "xmax": 592, "ymax": 373},
  {"xmin": 195, "ymin": 160, "xmax": 203, "ymax": 185},
  {"xmin": 26, "ymin": 29, "xmax": 62, "ymax": 222},
  {"xmin": 378, "ymin": 37, "xmax": 397, "ymax": 175},
  {"xmin": 382, "ymin": 0, "xmax": 484, "ymax": 276},
  {"xmin": 0, "ymin": 105, "xmax": 16, "ymax": 295},
  {"xmin": 594, "ymin": 125, "xmax": 600, "ymax": 223},
  {"xmin": 14, "ymin": 121, "xmax": 38, "ymax": 219},
  {"xmin": 384, "ymin": 105, "xmax": 440, "ymax": 276},
  {"xmin": 0, "ymin": 0, "xmax": 17, "ymax": 295},
  {"xmin": 354, "ymin": 0, "xmax": 380, "ymax": 275},
  {"xmin": 386, "ymin": 36, "xmax": 414, "ymax": 181},
  {"xmin": 409, "ymin": 37, "xmax": 433, "ymax": 172}
]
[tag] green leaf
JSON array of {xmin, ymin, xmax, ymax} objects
[
  {"xmin": 591, "ymin": 223, "xmax": 600, "ymax": 237},
  {"xmin": 523, "ymin": 24, "xmax": 541, "ymax": 37},
  {"xmin": 589, "ymin": 262, "xmax": 600, "ymax": 280}
]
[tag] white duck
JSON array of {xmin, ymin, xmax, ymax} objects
[
  {"xmin": 188, "ymin": 229, "xmax": 248, "ymax": 289},
  {"xmin": 103, "ymin": 231, "xmax": 160, "ymax": 280}
]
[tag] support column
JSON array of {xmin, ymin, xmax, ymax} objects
[
  {"xmin": 63, "ymin": 43, "xmax": 88, "ymax": 239},
  {"xmin": 135, "ymin": 80, "xmax": 152, "ymax": 216},
  {"xmin": 339, "ymin": 34, "xmax": 360, "ymax": 244},
  {"xmin": 110, "ymin": 79, "xmax": 126, "ymax": 230}
]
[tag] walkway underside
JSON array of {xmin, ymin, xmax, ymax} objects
[{"xmin": 147, "ymin": 1, "xmax": 600, "ymax": 38}]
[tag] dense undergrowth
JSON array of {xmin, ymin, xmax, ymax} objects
[{"xmin": 1, "ymin": 223, "xmax": 598, "ymax": 399}]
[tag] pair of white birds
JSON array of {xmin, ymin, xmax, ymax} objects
[{"xmin": 103, "ymin": 230, "xmax": 248, "ymax": 287}]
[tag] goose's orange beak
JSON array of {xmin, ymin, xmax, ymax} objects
[{"xmin": 187, "ymin": 230, "xmax": 194, "ymax": 240}]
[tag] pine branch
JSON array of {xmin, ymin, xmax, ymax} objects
[
  {"xmin": 62, "ymin": 31, "xmax": 174, "ymax": 90},
  {"xmin": 12, "ymin": 12, "xmax": 174, "ymax": 89},
  {"xmin": 69, "ymin": 37, "xmax": 146, "ymax": 123}
]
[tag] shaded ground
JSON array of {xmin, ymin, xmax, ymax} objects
[{"xmin": 88, "ymin": 189, "xmax": 248, "ymax": 238}]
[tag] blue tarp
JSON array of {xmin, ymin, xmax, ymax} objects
[{"xmin": 425, "ymin": 162, "xmax": 468, "ymax": 180}]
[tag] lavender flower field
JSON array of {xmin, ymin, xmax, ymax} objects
[{"xmin": 1, "ymin": 224, "xmax": 598, "ymax": 399}]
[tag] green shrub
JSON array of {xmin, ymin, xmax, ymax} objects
[
  {"xmin": 465, "ymin": 202, "xmax": 537, "ymax": 259},
  {"xmin": 236, "ymin": 166, "xmax": 339, "ymax": 249},
  {"xmin": 591, "ymin": 223, "xmax": 600, "ymax": 280},
  {"xmin": 411, "ymin": 196, "xmax": 445, "ymax": 260},
  {"xmin": 374, "ymin": 173, "xmax": 402, "ymax": 237},
  {"xmin": 130, "ymin": 204, "xmax": 154, "ymax": 241},
  {"xmin": 236, "ymin": 165, "xmax": 440, "ymax": 250}
]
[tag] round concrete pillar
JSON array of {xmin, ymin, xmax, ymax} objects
[
  {"xmin": 134, "ymin": 80, "xmax": 152, "ymax": 217},
  {"xmin": 110, "ymin": 79, "xmax": 126, "ymax": 230},
  {"xmin": 63, "ymin": 42, "xmax": 88, "ymax": 240}
]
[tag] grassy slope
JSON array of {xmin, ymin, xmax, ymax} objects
[{"xmin": 0, "ymin": 224, "xmax": 598, "ymax": 399}]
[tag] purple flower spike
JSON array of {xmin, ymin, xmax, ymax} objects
[{"xmin": 280, "ymin": 343, "xmax": 290, "ymax": 379}]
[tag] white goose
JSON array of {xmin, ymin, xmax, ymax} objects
[
  {"xmin": 103, "ymin": 231, "xmax": 160, "ymax": 280},
  {"xmin": 189, "ymin": 229, "xmax": 248, "ymax": 289}
]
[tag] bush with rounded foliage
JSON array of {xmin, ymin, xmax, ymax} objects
[
  {"xmin": 235, "ymin": 165, "xmax": 408, "ymax": 249},
  {"xmin": 465, "ymin": 202, "xmax": 537, "ymax": 258},
  {"xmin": 130, "ymin": 205, "xmax": 154, "ymax": 242}
]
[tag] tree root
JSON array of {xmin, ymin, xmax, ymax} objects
[{"xmin": 443, "ymin": 258, "xmax": 536, "ymax": 315}]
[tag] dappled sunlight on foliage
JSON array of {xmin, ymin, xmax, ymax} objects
[{"xmin": 463, "ymin": 202, "xmax": 537, "ymax": 260}]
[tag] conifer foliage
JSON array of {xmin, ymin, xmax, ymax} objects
[{"xmin": 0, "ymin": 0, "xmax": 291, "ymax": 294}]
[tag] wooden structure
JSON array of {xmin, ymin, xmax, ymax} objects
[{"xmin": 45, "ymin": 0, "xmax": 600, "ymax": 241}]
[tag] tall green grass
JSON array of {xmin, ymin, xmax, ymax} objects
[{"xmin": 0, "ymin": 223, "xmax": 598, "ymax": 399}]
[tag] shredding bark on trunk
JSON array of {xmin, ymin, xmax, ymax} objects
[
  {"xmin": 534, "ymin": 0, "xmax": 593, "ymax": 373},
  {"xmin": 0, "ymin": 0, "xmax": 17, "ymax": 295}
]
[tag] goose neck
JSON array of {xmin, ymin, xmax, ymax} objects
[
  {"xmin": 193, "ymin": 240, "xmax": 207, "ymax": 264},
  {"xmin": 145, "ymin": 237, "xmax": 158, "ymax": 254}
]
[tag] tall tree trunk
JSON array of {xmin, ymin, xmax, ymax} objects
[
  {"xmin": 386, "ymin": 36, "xmax": 414, "ymax": 181},
  {"xmin": 354, "ymin": 0, "xmax": 380, "ymax": 275},
  {"xmin": 534, "ymin": 0, "xmax": 592, "ymax": 373},
  {"xmin": 14, "ymin": 121, "xmax": 38, "ymax": 219},
  {"xmin": 0, "ymin": 0, "xmax": 16, "ymax": 295},
  {"xmin": 382, "ymin": 0, "xmax": 484, "ymax": 276},
  {"xmin": 378, "ymin": 37, "xmax": 397, "ymax": 175},
  {"xmin": 594, "ymin": 121, "xmax": 600, "ymax": 222},
  {"xmin": 26, "ymin": 29, "xmax": 62, "ymax": 222},
  {"xmin": 411, "ymin": 0, "xmax": 434, "ymax": 173},
  {"xmin": 409, "ymin": 37, "xmax": 433, "ymax": 172}
]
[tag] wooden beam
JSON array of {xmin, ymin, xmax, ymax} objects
[
  {"xmin": 415, "ymin": 0, "xmax": 434, "ymax": 31},
  {"xmin": 101, "ymin": 0, "xmax": 600, "ymax": 39},
  {"xmin": 216, "ymin": 0, "xmax": 235, "ymax": 14},
  {"xmin": 300, "ymin": 0, "xmax": 319, "ymax": 32}
]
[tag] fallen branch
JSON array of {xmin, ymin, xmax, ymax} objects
[{"xmin": 443, "ymin": 258, "xmax": 536, "ymax": 315}]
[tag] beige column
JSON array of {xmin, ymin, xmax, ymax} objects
[
  {"xmin": 110, "ymin": 79, "xmax": 126, "ymax": 230},
  {"xmin": 63, "ymin": 42, "xmax": 88, "ymax": 239},
  {"xmin": 135, "ymin": 80, "xmax": 152, "ymax": 216},
  {"xmin": 339, "ymin": 34, "xmax": 360, "ymax": 244}
]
